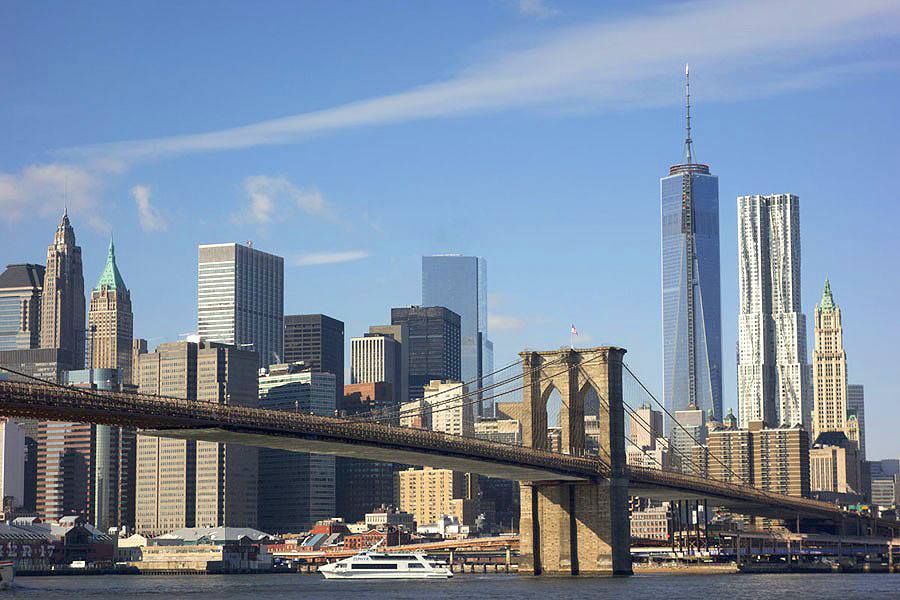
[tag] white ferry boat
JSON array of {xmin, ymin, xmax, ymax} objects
[
  {"xmin": 0, "ymin": 561, "xmax": 14, "ymax": 590},
  {"xmin": 320, "ymin": 547, "xmax": 452, "ymax": 580}
]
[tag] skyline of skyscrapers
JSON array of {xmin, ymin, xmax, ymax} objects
[
  {"xmin": 660, "ymin": 67, "xmax": 723, "ymax": 429},
  {"xmin": 0, "ymin": 86, "xmax": 893, "ymax": 541},
  {"xmin": 737, "ymin": 193, "xmax": 810, "ymax": 430},
  {"xmin": 422, "ymin": 255, "xmax": 493, "ymax": 417}
]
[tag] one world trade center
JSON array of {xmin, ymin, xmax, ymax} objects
[{"xmin": 660, "ymin": 65, "xmax": 723, "ymax": 429}]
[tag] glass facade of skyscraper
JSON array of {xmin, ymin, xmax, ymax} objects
[
  {"xmin": 421, "ymin": 255, "xmax": 492, "ymax": 416},
  {"xmin": 660, "ymin": 165, "xmax": 723, "ymax": 428}
]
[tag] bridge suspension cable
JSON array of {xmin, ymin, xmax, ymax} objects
[
  {"xmin": 349, "ymin": 357, "xmax": 527, "ymax": 422},
  {"xmin": 355, "ymin": 358, "xmax": 540, "ymax": 424},
  {"xmin": 362, "ymin": 354, "xmax": 571, "ymax": 426},
  {"xmin": 622, "ymin": 362, "xmax": 780, "ymax": 498}
]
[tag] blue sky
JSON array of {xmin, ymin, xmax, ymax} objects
[{"xmin": 2, "ymin": 1, "xmax": 898, "ymax": 457}]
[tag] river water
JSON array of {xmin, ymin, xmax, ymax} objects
[{"xmin": 8, "ymin": 573, "xmax": 899, "ymax": 599}]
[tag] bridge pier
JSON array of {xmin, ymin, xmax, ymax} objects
[
  {"xmin": 520, "ymin": 478, "xmax": 630, "ymax": 576},
  {"xmin": 514, "ymin": 347, "xmax": 631, "ymax": 577}
]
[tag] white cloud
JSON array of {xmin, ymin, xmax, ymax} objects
[
  {"xmin": 61, "ymin": 0, "xmax": 900, "ymax": 166},
  {"xmin": 292, "ymin": 250, "xmax": 369, "ymax": 267},
  {"xmin": 0, "ymin": 162, "xmax": 103, "ymax": 225},
  {"xmin": 234, "ymin": 175, "xmax": 329, "ymax": 225},
  {"xmin": 132, "ymin": 185, "xmax": 169, "ymax": 232},
  {"xmin": 516, "ymin": 0, "xmax": 559, "ymax": 19},
  {"xmin": 489, "ymin": 313, "xmax": 525, "ymax": 331}
]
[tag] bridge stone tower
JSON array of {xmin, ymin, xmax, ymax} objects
[{"xmin": 516, "ymin": 347, "xmax": 631, "ymax": 576}]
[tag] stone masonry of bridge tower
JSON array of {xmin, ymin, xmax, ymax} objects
[{"xmin": 515, "ymin": 347, "xmax": 631, "ymax": 576}]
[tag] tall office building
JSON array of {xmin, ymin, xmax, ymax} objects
[
  {"xmin": 422, "ymin": 255, "xmax": 493, "ymax": 417},
  {"xmin": 391, "ymin": 306, "xmax": 461, "ymax": 402},
  {"xmin": 85, "ymin": 244, "xmax": 137, "ymax": 530},
  {"xmin": 40, "ymin": 210, "xmax": 85, "ymax": 369},
  {"xmin": 36, "ymin": 419, "xmax": 94, "ymax": 522},
  {"xmin": 283, "ymin": 314, "xmax": 344, "ymax": 407},
  {"xmin": 137, "ymin": 340, "xmax": 258, "ymax": 536},
  {"xmin": 136, "ymin": 341, "xmax": 198, "ymax": 536},
  {"xmin": 660, "ymin": 66, "xmax": 723, "ymax": 427},
  {"xmin": 0, "ymin": 263, "xmax": 45, "ymax": 351},
  {"xmin": 812, "ymin": 279, "xmax": 848, "ymax": 443},
  {"xmin": 258, "ymin": 364, "xmax": 335, "ymax": 532},
  {"xmin": 197, "ymin": 242, "xmax": 284, "ymax": 369},
  {"xmin": 368, "ymin": 324, "xmax": 409, "ymax": 405},
  {"xmin": 350, "ymin": 332, "xmax": 407, "ymax": 408},
  {"xmin": 195, "ymin": 343, "xmax": 259, "ymax": 529},
  {"xmin": 88, "ymin": 240, "xmax": 134, "ymax": 385},
  {"xmin": 846, "ymin": 384, "xmax": 866, "ymax": 461},
  {"xmin": 737, "ymin": 193, "xmax": 810, "ymax": 429}
]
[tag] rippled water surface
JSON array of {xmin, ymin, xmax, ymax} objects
[{"xmin": 9, "ymin": 572, "xmax": 898, "ymax": 599}]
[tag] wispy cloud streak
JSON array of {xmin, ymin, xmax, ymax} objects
[
  {"xmin": 292, "ymin": 250, "xmax": 370, "ymax": 266},
  {"xmin": 62, "ymin": 0, "xmax": 900, "ymax": 166},
  {"xmin": 132, "ymin": 185, "xmax": 169, "ymax": 231},
  {"xmin": 233, "ymin": 175, "xmax": 330, "ymax": 225}
]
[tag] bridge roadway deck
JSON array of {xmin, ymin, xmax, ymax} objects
[
  {"xmin": 0, "ymin": 381, "xmax": 601, "ymax": 482},
  {"xmin": 0, "ymin": 381, "xmax": 895, "ymax": 533}
]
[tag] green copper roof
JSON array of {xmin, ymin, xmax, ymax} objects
[
  {"xmin": 95, "ymin": 238, "xmax": 126, "ymax": 291},
  {"xmin": 819, "ymin": 278, "xmax": 836, "ymax": 311}
]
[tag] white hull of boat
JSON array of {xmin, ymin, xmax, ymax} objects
[{"xmin": 321, "ymin": 569, "xmax": 452, "ymax": 580}]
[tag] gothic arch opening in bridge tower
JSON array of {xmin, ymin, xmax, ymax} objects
[{"xmin": 543, "ymin": 385, "xmax": 562, "ymax": 453}]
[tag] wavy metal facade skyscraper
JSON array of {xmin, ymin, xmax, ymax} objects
[
  {"xmin": 660, "ymin": 65, "xmax": 723, "ymax": 429},
  {"xmin": 737, "ymin": 193, "xmax": 810, "ymax": 429}
]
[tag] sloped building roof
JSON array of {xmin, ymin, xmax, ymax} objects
[
  {"xmin": 0, "ymin": 264, "xmax": 45, "ymax": 290},
  {"xmin": 154, "ymin": 526, "xmax": 276, "ymax": 545}
]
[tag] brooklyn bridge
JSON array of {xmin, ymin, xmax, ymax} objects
[{"xmin": 0, "ymin": 346, "xmax": 895, "ymax": 576}]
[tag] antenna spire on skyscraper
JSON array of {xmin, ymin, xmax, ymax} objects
[{"xmin": 684, "ymin": 63, "xmax": 694, "ymax": 164}]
